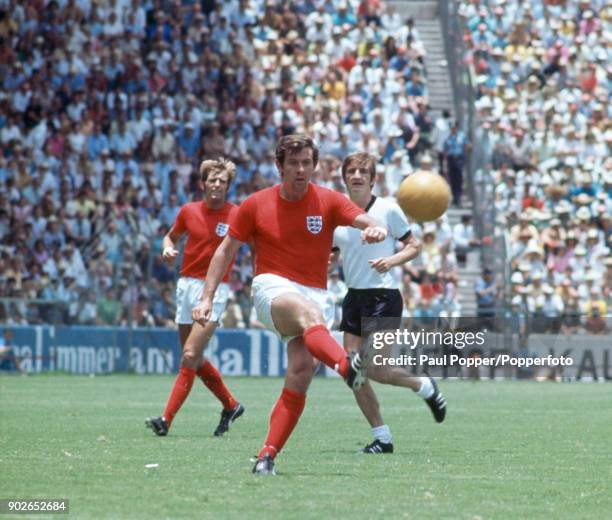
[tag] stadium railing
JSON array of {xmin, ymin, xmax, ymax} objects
[{"xmin": 0, "ymin": 298, "xmax": 69, "ymax": 325}]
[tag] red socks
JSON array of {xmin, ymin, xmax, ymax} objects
[
  {"xmin": 163, "ymin": 367, "xmax": 196, "ymax": 426},
  {"xmin": 258, "ymin": 388, "xmax": 306, "ymax": 460},
  {"xmin": 302, "ymin": 324, "xmax": 348, "ymax": 378},
  {"xmin": 198, "ymin": 360, "xmax": 238, "ymax": 411},
  {"xmin": 162, "ymin": 362, "xmax": 237, "ymax": 428}
]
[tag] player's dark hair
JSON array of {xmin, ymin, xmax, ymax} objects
[
  {"xmin": 199, "ymin": 158, "xmax": 236, "ymax": 187},
  {"xmin": 275, "ymin": 134, "xmax": 319, "ymax": 167},
  {"xmin": 341, "ymin": 152, "xmax": 377, "ymax": 186}
]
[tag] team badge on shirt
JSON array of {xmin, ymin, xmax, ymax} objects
[
  {"xmin": 215, "ymin": 223, "xmax": 229, "ymax": 237},
  {"xmin": 306, "ymin": 216, "xmax": 323, "ymax": 234}
]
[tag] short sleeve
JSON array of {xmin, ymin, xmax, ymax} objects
[
  {"xmin": 388, "ymin": 204, "xmax": 411, "ymax": 241},
  {"xmin": 229, "ymin": 195, "xmax": 256, "ymax": 243},
  {"xmin": 172, "ymin": 206, "xmax": 187, "ymax": 234}
]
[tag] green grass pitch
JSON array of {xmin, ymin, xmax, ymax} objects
[{"xmin": 1, "ymin": 375, "xmax": 610, "ymax": 519}]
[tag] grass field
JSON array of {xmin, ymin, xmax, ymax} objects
[{"xmin": 1, "ymin": 375, "xmax": 610, "ymax": 519}]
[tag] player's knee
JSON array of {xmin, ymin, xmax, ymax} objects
[
  {"xmin": 181, "ymin": 349, "xmax": 200, "ymax": 369},
  {"xmin": 298, "ymin": 305, "xmax": 325, "ymax": 332}
]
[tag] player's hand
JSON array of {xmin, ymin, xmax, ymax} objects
[
  {"xmin": 192, "ymin": 298, "xmax": 213, "ymax": 325},
  {"xmin": 368, "ymin": 257, "xmax": 393, "ymax": 273},
  {"xmin": 361, "ymin": 226, "xmax": 387, "ymax": 244},
  {"xmin": 162, "ymin": 246, "xmax": 179, "ymax": 265}
]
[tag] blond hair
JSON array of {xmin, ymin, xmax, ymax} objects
[{"xmin": 199, "ymin": 158, "xmax": 236, "ymax": 186}]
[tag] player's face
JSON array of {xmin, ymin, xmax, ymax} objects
[
  {"xmin": 344, "ymin": 163, "xmax": 373, "ymax": 199},
  {"xmin": 203, "ymin": 170, "xmax": 230, "ymax": 204},
  {"xmin": 277, "ymin": 148, "xmax": 315, "ymax": 195}
]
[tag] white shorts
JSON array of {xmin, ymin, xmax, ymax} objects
[
  {"xmin": 175, "ymin": 277, "xmax": 230, "ymax": 324},
  {"xmin": 251, "ymin": 273, "xmax": 334, "ymax": 342}
]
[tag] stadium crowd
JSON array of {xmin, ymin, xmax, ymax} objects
[
  {"xmin": 0, "ymin": 0, "xmax": 608, "ymax": 334},
  {"xmin": 0, "ymin": 0, "xmax": 468, "ymax": 328},
  {"xmin": 462, "ymin": 0, "xmax": 611, "ymax": 333}
]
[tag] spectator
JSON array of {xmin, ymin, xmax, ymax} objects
[
  {"xmin": 0, "ymin": 330, "xmax": 24, "ymax": 373},
  {"xmin": 432, "ymin": 109, "xmax": 452, "ymax": 175},
  {"xmin": 77, "ymin": 290, "xmax": 98, "ymax": 325},
  {"xmin": 475, "ymin": 267, "xmax": 497, "ymax": 327},
  {"xmin": 453, "ymin": 214, "xmax": 480, "ymax": 265},
  {"xmin": 0, "ymin": 0, "xmax": 471, "ymax": 328},
  {"xmin": 222, "ymin": 295, "xmax": 246, "ymax": 329},
  {"xmin": 583, "ymin": 287, "xmax": 607, "ymax": 334},
  {"xmin": 418, "ymin": 224, "xmax": 442, "ymax": 276},
  {"xmin": 460, "ymin": 0, "xmax": 610, "ymax": 334},
  {"xmin": 151, "ymin": 286, "xmax": 175, "ymax": 328},
  {"xmin": 151, "ymin": 255, "xmax": 174, "ymax": 284},
  {"xmin": 97, "ymin": 288, "xmax": 122, "ymax": 326},
  {"xmin": 443, "ymin": 122, "xmax": 469, "ymax": 207}
]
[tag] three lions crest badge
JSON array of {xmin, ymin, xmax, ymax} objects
[
  {"xmin": 306, "ymin": 216, "xmax": 323, "ymax": 234},
  {"xmin": 215, "ymin": 223, "xmax": 229, "ymax": 237}
]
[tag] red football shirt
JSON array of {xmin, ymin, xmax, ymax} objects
[
  {"xmin": 229, "ymin": 184, "xmax": 364, "ymax": 289},
  {"xmin": 172, "ymin": 201, "xmax": 237, "ymax": 281}
]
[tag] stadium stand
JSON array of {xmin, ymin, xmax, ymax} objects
[
  {"xmin": 455, "ymin": 0, "xmax": 610, "ymax": 333},
  {"xmin": 0, "ymin": 0, "xmax": 460, "ymax": 327},
  {"xmin": 0, "ymin": 0, "xmax": 608, "ymax": 336}
]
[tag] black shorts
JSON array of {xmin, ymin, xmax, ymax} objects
[{"xmin": 340, "ymin": 288, "xmax": 403, "ymax": 337}]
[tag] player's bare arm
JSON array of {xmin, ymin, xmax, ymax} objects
[
  {"xmin": 192, "ymin": 235, "xmax": 243, "ymax": 324},
  {"xmin": 351, "ymin": 213, "xmax": 388, "ymax": 243},
  {"xmin": 369, "ymin": 233, "xmax": 421, "ymax": 274},
  {"xmin": 162, "ymin": 227, "xmax": 182, "ymax": 265}
]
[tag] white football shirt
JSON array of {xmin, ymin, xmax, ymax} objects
[{"xmin": 333, "ymin": 196, "xmax": 411, "ymax": 289}]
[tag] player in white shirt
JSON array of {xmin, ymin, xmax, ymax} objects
[{"xmin": 332, "ymin": 152, "xmax": 447, "ymax": 454}]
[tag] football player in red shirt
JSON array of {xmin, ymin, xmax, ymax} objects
[
  {"xmin": 192, "ymin": 135, "xmax": 388, "ymax": 475},
  {"xmin": 146, "ymin": 158, "xmax": 244, "ymax": 438}
]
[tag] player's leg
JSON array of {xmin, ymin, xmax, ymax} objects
[
  {"xmin": 367, "ymin": 348, "xmax": 421, "ymax": 390},
  {"xmin": 150, "ymin": 320, "xmax": 215, "ymax": 435},
  {"xmin": 269, "ymin": 292, "xmax": 364, "ymax": 388},
  {"xmin": 345, "ymin": 332, "xmax": 382, "ymax": 425},
  {"xmin": 189, "ymin": 320, "xmax": 243, "ymax": 435},
  {"xmin": 250, "ymin": 275, "xmax": 364, "ymax": 387},
  {"xmin": 146, "ymin": 278, "xmax": 210, "ymax": 436},
  {"xmin": 146, "ymin": 281, "xmax": 195, "ymax": 436},
  {"xmin": 192, "ymin": 282, "xmax": 244, "ymax": 434},
  {"xmin": 253, "ymin": 337, "xmax": 315, "ymax": 475},
  {"xmin": 344, "ymin": 331, "xmax": 394, "ymax": 453},
  {"xmin": 340, "ymin": 290, "xmax": 393, "ymax": 452},
  {"xmin": 178, "ymin": 324, "xmax": 192, "ymax": 348},
  {"xmin": 366, "ymin": 343, "xmax": 446, "ymax": 422},
  {"xmin": 199, "ymin": 351, "xmax": 243, "ymax": 437},
  {"xmin": 371, "ymin": 289, "xmax": 446, "ymax": 422},
  {"xmin": 345, "ymin": 288, "xmax": 446, "ymax": 430},
  {"xmin": 250, "ymin": 276, "xmax": 366, "ymax": 474}
]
